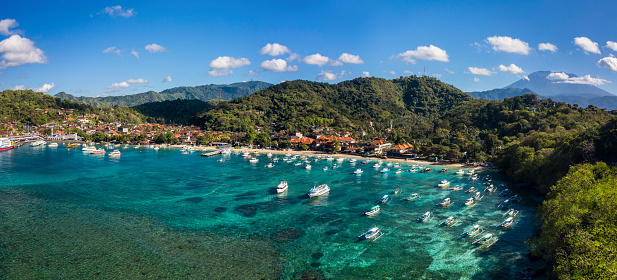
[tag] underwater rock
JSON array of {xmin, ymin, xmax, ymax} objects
[
  {"xmin": 213, "ymin": 207, "xmax": 227, "ymax": 213},
  {"xmin": 310, "ymin": 262, "xmax": 321, "ymax": 268},
  {"xmin": 324, "ymin": 229, "xmax": 339, "ymax": 235},
  {"xmin": 295, "ymin": 269, "xmax": 326, "ymax": 280},
  {"xmin": 311, "ymin": 252, "xmax": 324, "ymax": 260},
  {"xmin": 234, "ymin": 205, "xmax": 258, "ymax": 217},
  {"xmin": 270, "ymin": 228, "xmax": 306, "ymax": 242},
  {"xmin": 184, "ymin": 197, "xmax": 204, "ymax": 203}
]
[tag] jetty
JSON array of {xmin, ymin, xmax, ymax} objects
[{"xmin": 201, "ymin": 150, "xmax": 222, "ymax": 157}]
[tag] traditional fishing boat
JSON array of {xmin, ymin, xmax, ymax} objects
[
  {"xmin": 503, "ymin": 208, "xmax": 519, "ymax": 217},
  {"xmin": 322, "ymin": 166, "xmax": 328, "ymax": 171},
  {"xmin": 264, "ymin": 163, "xmax": 274, "ymax": 168},
  {"xmin": 462, "ymin": 225, "xmax": 484, "ymax": 237},
  {"xmin": 417, "ymin": 211, "xmax": 432, "ymax": 222},
  {"xmin": 440, "ymin": 216, "xmax": 458, "ymax": 227},
  {"xmin": 363, "ymin": 205, "xmax": 382, "ymax": 216},
  {"xmin": 276, "ymin": 181, "xmax": 288, "ymax": 193},
  {"xmin": 380, "ymin": 168, "xmax": 390, "ymax": 173},
  {"xmin": 249, "ymin": 157, "xmax": 259, "ymax": 163},
  {"xmin": 395, "ymin": 169, "xmax": 403, "ymax": 174},
  {"xmin": 402, "ymin": 193, "xmax": 419, "ymax": 201},
  {"xmin": 455, "ymin": 169, "xmax": 465, "ymax": 175},
  {"xmin": 422, "ymin": 167, "xmax": 431, "ymax": 173},
  {"xmin": 470, "ymin": 174, "xmax": 479, "ymax": 180},
  {"xmin": 440, "ymin": 168, "xmax": 448, "ymax": 173},
  {"xmin": 373, "ymin": 163, "xmax": 381, "ymax": 168},
  {"xmin": 484, "ymin": 185, "xmax": 496, "ymax": 193},
  {"xmin": 409, "ymin": 167, "xmax": 420, "ymax": 172},
  {"xmin": 378, "ymin": 195, "xmax": 390, "ymax": 204},
  {"xmin": 466, "ymin": 170, "xmax": 475, "ymax": 176},
  {"xmin": 497, "ymin": 199, "xmax": 511, "ymax": 210},
  {"xmin": 353, "ymin": 168, "xmax": 363, "ymax": 175},
  {"xmin": 473, "ymin": 233, "xmax": 498, "ymax": 247},
  {"xmin": 449, "ymin": 185, "xmax": 463, "ymax": 191},
  {"xmin": 463, "ymin": 197, "xmax": 476, "ymax": 206},
  {"xmin": 390, "ymin": 188, "xmax": 401, "ymax": 195},
  {"xmin": 473, "ymin": 191, "xmax": 484, "ymax": 200},
  {"xmin": 499, "ymin": 188, "xmax": 512, "ymax": 196},
  {"xmin": 358, "ymin": 226, "xmax": 384, "ymax": 241},
  {"xmin": 349, "ymin": 158, "xmax": 357, "ymax": 163},
  {"xmin": 509, "ymin": 194, "xmax": 522, "ymax": 202},
  {"xmin": 305, "ymin": 164, "xmax": 312, "ymax": 170},
  {"xmin": 437, "ymin": 180, "xmax": 450, "ymax": 188},
  {"xmin": 497, "ymin": 217, "xmax": 517, "ymax": 229},
  {"xmin": 439, "ymin": 197, "xmax": 452, "ymax": 207},
  {"xmin": 465, "ymin": 187, "xmax": 476, "ymax": 193},
  {"xmin": 308, "ymin": 184, "xmax": 329, "ymax": 197}
]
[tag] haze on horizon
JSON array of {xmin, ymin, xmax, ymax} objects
[{"xmin": 1, "ymin": 0, "xmax": 617, "ymax": 97}]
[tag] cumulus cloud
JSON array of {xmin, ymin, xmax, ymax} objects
[
  {"xmin": 286, "ymin": 53, "xmax": 300, "ymax": 62},
  {"xmin": 538, "ymin": 43, "xmax": 558, "ymax": 52},
  {"xmin": 107, "ymin": 78, "xmax": 148, "ymax": 89},
  {"xmin": 467, "ymin": 67, "xmax": 494, "ymax": 76},
  {"xmin": 145, "ymin": 43, "xmax": 168, "ymax": 53},
  {"xmin": 248, "ymin": 70, "xmax": 261, "ymax": 76},
  {"xmin": 328, "ymin": 60, "xmax": 344, "ymax": 66},
  {"xmin": 103, "ymin": 46, "xmax": 122, "ymax": 56},
  {"xmin": 523, "ymin": 75, "xmax": 530, "ymax": 81},
  {"xmin": 547, "ymin": 72, "xmax": 609, "ymax": 85},
  {"xmin": 0, "ymin": 35, "xmax": 48, "ymax": 69},
  {"xmin": 389, "ymin": 70, "xmax": 396, "ymax": 76},
  {"xmin": 162, "ymin": 76, "xmax": 172, "ymax": 82},
  {"xmin": 316, "ymin": 70, "xmax": 339, "ymax": 81},
  {"xmin": 33, "ymin": 83, "xmax": 55, "ymax": 93},
  {"xmin": 606, "ymin": 41, "xmax": 617, "ymax": 52},
  {"xmin": 338, "ymin": 53, "xmax": 364, "ymax": 64},
  {"xmin": 260, "ymin": 59, "xmax": 298, "ymax": 72},
  {"xmin": 474, "ymin": 78, "xmax": 480, "ymax": 82},
  {"xmin": 259, "ymin": 43, "xmax": 290, "ymax": 56},
  {"xmin": 574, "ymin": 37, "xmax": 601, "ymax": 54},
  {"xmin": 486, "ymin": 36, "xmax": 531, "ymax": 55},
  {"xmin": 598, "ymin": 56, "xmax": 617, "ymax": 72},
  {"xmin": 361, "ymin": 71, "xmax": 370, "ymax": 77},
  {"xmin": 498, "ymin": 64, "xmax": 525, "ymax": 74},
  {"xmin": 131, "ymin": 49, "xmax": 139, "ymax": 58},
  {"xmin": 0, "ymin": 19, "xmax": 18, "ymax": 36},
  {"xmin": 445, "ymin": 68, "xmax": 455, "ymax": 74},
  {"xmin": 126, "ymin": 78, "xmax": 147, "ymax": 84},
  {"xmin": 11, "ymin": 85, "xmax": 26, "ymax": 90},
  {"xmin": 100, "ymin": 5, "xmax": 136, "ymax": 18},
  {"xmin": 398, "ymin": 45, "xmax": 449, "ymax": 63},
  {"xmin": 208, "ymin": 68, "xmax": 233, "ymax": 77},
  {"xmin": 208, "ymin": 56, "xmax": 251, "ymax": 76},
  {"xmin": 303, "ymin": 53, "xmax": 330, "ymax": 66}
]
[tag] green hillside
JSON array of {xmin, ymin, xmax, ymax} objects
[{"xmin": 131, "ymin": 99, "xmax": 214, "ymax": 125}]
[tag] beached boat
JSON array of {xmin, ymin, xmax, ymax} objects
[
  {"xmin": 437, "ymin": 180, "xmax": 450, "ymax": 188},
  {"xmin": 456, "ymin": 169, "xmax": 465, "ymax": 175},
  {"xmin": 417, "ymin": 211, "xmax": 432, "ymax": 222},
  {"xmin": 308, "ymin": 184, "xmax": 329, "ymax": 197},
  {"xmin": 463, "ymin": 197, "xmax": 476, "ymax": 206},
  {"xmin": 462, "ymin": 225, "xmax": 484, "ymax": 237},
  {"xmin": 503, "ymin": 208, "xmax": 519, "ymax": 217},
  {"xmin": 390, "ymin": 188, "xmax": 400, "ymax": 195},
  {"xmin": 108, "ymin": 149, "xmax": 121, "ymax": 157},
  {"xmin": 378, "ymin": 195, "xmax": 390, "ymax": 204},
  {"xmin": 449, "ymin": 185, "xmax": 463, "ymax": 191},
  {"xmin": 89, "ymin": 148, "xmax": 105, "ymax": 154},
  {"xmin": 264, "ymin": 163, "xmax": 274, "ymax": 168},
  {"xmin": 353, "ymin": 168, "xmax": 363, "ymax": 175},
  {"xmin": 473, "ymin": 233, "xmax": 498, "ymax": 247},
  {"xmin": 440, "ymin": 216, "xmax": 458, "ymax": 227},
  {"xmin": 305, "ymin": 164, "xmax": 312, "ymax": 170},
  {"xmin": 358, "ymin": 226, "xmax": 384, "ymax": 241},
  {"xmin": 473, "ymin": 191, "xmax": 484, "ymax": 200},
  {"xmin": 276, "ymin": 181, "xmax": 288, "ymax": 193},
  {"xmin": 363, "ymin": 205, "xmax": 382, "ymax": 216},
  {"xmin": 402, "ymin": 193, "xmax": 419, "ymax": 201},
  {"xmin": 439, "ymin": 197, "xmax": 452, "ymax": 207},
  {"xmin": 380, "ymin": 168, "xmax": 390, "ymax": 173}
]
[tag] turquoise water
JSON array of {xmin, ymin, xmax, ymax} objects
[{"xmin": 0, "ymin": 144, "xmax": 540, "ymax": 279}]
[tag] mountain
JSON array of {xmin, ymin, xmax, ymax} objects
[
  {"xmin": 468, "ymin": 88, "xmax": 537, "ymax": 100},
  {"xmin": 131, "ymin": 99, "xmax": 213, "ymax": 124},
  {"xmin": 196, "ymin": 76, "xmax": 473, "ymax": 132},
  {"xmin": 55, "ymin": 81, "xmax": 272, "ymax": 107},
  {"xmin": 505, "ymin": 71, "xmax": 613, "ymax": 97}
]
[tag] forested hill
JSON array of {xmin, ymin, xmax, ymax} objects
[
  {"xmin": 55, "ymin": 81, "xmax": 272, "ymax": 107},
  {"xmin": 196, "ymin": 76, "xmax": 472, "ymax": 131}
]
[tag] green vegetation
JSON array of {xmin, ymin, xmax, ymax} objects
[{"xmin": 132, "ymin": 99, "xmax": 213, "ymax": 124}]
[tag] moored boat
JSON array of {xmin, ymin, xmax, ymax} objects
[
  {"xmin": 422, "ymin": 167, "xmax": 431, "ymax": 173},
  {"xmin": 89, "ymin": 148, "xmax": 106, "ymax": 154},
  {"xmin": 108, "ymin": 149, "xmax": 121, "ymax": 157},
  {"xmin": 390, "ymin": 188, "xmax": 400, "ymax": 195},
  {"xmin": 395, "ymin": 169, "xmax": 403, "ymax": 174},
  {"xmin": 378, "ymin": 195, "xmax": 390, "ymax": 204},
  {"xmin": 363, "ymin": 205, "xmax": 382, "ymax": 216},
  {"xmin": 440, "ymin": 216, "xmax": 458, "ymax": 227},
  {"xmin": 308, "ymin": 184, "xmax": 329, "ymax": 197},
  {"xmin": 463, "ymin": 197, "xmax": 476, "ymax": 206},
  {"xmin": 403, "ymin": 193, "xmax": 419, "ymax": 201},
  {"xmin": 462, "ymin": 225, "xmax": 484, "ymax": 237},
  {"xmin": 358, "ymin": 226, "xmax": 384, "ymax": 241},
  {"xmin": 449, "ymin": 185, "xmax": 463, "ymax": 191},
  {"xmin": 264, "ymin": 163, "xmax": 274, "ymax": 168},
  {"xmin": 0, "ymin": 138, "xmax": 15, "ymax": 152},
  {"xmin": 30, "ymin": 140, "xmax": 46, "ymax": 147},
  {"xmin": 497, "ymin": 217, "xmax": 517, "ymax": 229},
  {"xmin": 47, "ymin": 142, "xmax": 58, "ymax": 147},
  {"xmin": 417, "ymin": 211, "xmax": 432, "ymax": 222},
  {"xmin": 353, "ymin": 168, "xmax": 363, "ymax": 175},
  {"xmin": 440, "ymin": 168, "xmax": 448, "ymax": 173},
  {"xmin": 473, "ymin": 191, "xmax": 484, "ymax": 200},
  {"xmin": 380, "ymin": 168, "xmax": 390, "ymax": 173},
  {"xmin": 503, "ymin": 208, "xmax": 519, "ymax": 217},
  {"xmin": 465, "ymin": 187, "xmax": 476, "ymax": 193},
  {"xmin": 305, "ymin": 164, "xmax": 312, "ymax": 170},
  {"xmin": 66, "ymin": 143, "xmax": 80, "ymax": 148},
  {"xmin": 466, "ymin": 170, "xmax": 475, "ymax": 176},
  {"xmin": 439, "ymin": 197, "xmax": 452, "ymax": 207},
  {"xmin": 473, "ymin": 233, "xmax": 498, "ymax": 247},
  {"xmin": 456, "ymin": 169, "xmax": 465, "ymax": 175},
  {"xmin": 249, "ymin": 157, "xmax": 259, "ymax": 163},
  {"xmin": 437, "ymin": 180, "xmax": 450, "ymax": 188},
  {"xmin": 276, "ymin": 181, "xmax": 288, "ymax": 193}
]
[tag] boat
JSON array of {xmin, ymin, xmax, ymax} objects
[
  {"xmin": 47, "ymin": 142, "xmax": 58, "ymax": 147},
  {"xmin": 499, "ymin": 188, "xmax": 512, "ymax": 196},
  {"xmin": 30, "ymin": 140, "xmax": 46, "ymax": 147},
  {"xmin": 349, "ymin": 158, "xmax": 357, "ymax": 163},
  {"xmin": 285, "ymin": 153, "xmax": 292, "ymax": 157},
  {"xmin": 440, "ymin": 168, "xmax": 448, "ymax": 173},
  {"xmin": 378, "ymin": 195, "xmax": 390, "ymax": 204},
  {"xmin": 509, "ymin": 194, "xmax": 522, "ymax": 202},
  {"xmin": 462, "ymin": 225, "xmax": 484, "ymax": 237},
  {"xmin": 465, "ymin": 187, "xmax": 476, "ymax": 193},
  {"xmin": 372, "ymin": 163, "xmax": 381, "ymax": 168},
  {"xmin": 440, "ymin": 216, "xmax": 458, "ymax": 227},
  {"xmin": 463, "ymin": 197, "xmax": 476, "ymax": 206},
  {"xmin": 484, "ymin": 185, "xmax": 496, "ymax": 193},
  {"xmin": 380, "ymin": 168, "xmax": 390, "ymax": 173},
  {"xmin": 267, "ymin": 152, "xmax": 273, "ymax": 157},
  {"xmin": 449, "ymin": 185, "xmax": 463, "ymax": 191},
  {"xmin": 393, "ymin": 163, "xmax": 400, "ymax": 168},
  {"xmin": 322, "ymin": 166, "xmax": 328, "ymax": 171},
  {"xmin": 385, "ymin": 162, "xmax": 392, "ymax": 167},
  {"xmin": 336, "ymin": 157, "xmax": 345, "ymax": 162},
  {"xmin": 437, "ymin": 180, "xmax": 450, "ymax": 188},
  {"xmin": 305, "ymin": 164, "xmax": 312, "ymax": 170},
  {"xmin": 326, "ymin": 156, "xmax": 334, "ymax": 161},
  {"xmin": 409, "ymin": 167, "xmax": 419, "ymax": 172},
  {"xmin": 264, "ymin": 163, "xmax": 274, "ymax": 168},
  {"xmin": 89, "ymin": 148, "xmax": 106, "ymax": 154},
  {"xmin": 456, "ymin": 169, "xmax": 465, "ymax": 175},
  {"xmin": 402, "ymin": 193, "xmax": 419, "ymax": 201},
  {"xmin": 353, "ymin": 168, "xmax": 363, "ymax": 175},
  {"xmin": 498, "ymin": 199, "xmax": 511, "ymax": 209},
  {"xmin": 417, "ymin": 211, "xmax": 432, "ymax": 222},
  {"xmin": 470, "ymin": 174, "xmax": 479, "ymax": 181},
  {"xmin": 503, "ymin": 208, "xmax": 519, "ymax": 217},
  {"xmin": 363, "ymin": 205, "xmax": 382, "ymax": 216},
  {"xmin": 81, "ymin": 145, "xmax": 96, "ymax": 152},
  {"xmin": 217, "ymin": 158, "xmax": 224, "ymax": 162},
  {"xmin": 466, "ymin": 170, "xmax": 475, "ymax": 176},
  {"xmin": 294, "ymin": 162, "xmax": 303, "ymax": 166},
  {"xmin": 276, "ymin": 181, "xmax": 288, "ymax": 193},
  {"xmin": 108, "ymin": 149, "xmax": 121, "ymax": 157},
  {"xmin": 360, "ymin": 160, "xmax": 369, "ymax": 165},
  {"xmin": 497, "ymin": 217, "xmax": 517, "ymax": 229},
  {"xmin": 66, "ymin": 143, "xmax": 80, "ymax": 148},
  {"xmin": 249, "ymin": 157, "xmax": 259, "ymax": 163},
  {"xmin": 473, "ymin": 191, "xmax": 484, "ymax": 200},
  {"xmin": 308, "ymin": 184, "xmax": 329, "ymax": 197},
  {"xmin": 439, "ymin": 197, "xmax": 452, "ymax": 207},
  {"xmin": 390, "ymin": 188, "xmax": 400, "ymax": 195},
  {"xmin": 473, "ymin": 233, "xmax": 498, "ymax": 247},
  {"xmin": 0, "ymin": 138, "xmax": 15, "ymax": 152},
  {"xmin": 422, "ymin": 167, "xmax": 431, "ymax": 173},
  {"xmin": 358, "ymin": 226, "xmax": 384, "ymax": 241},
  {"xmin": 242, "ymin": 152, "xmax": 251, "ymax": 158},
  {"xmin": 154, "ymin": 146, "xmax": 160, "ymax": 151}
]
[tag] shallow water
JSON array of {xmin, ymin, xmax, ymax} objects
[{"xmin": 0, "ymin": 145, "xmax": 540, "ymax": 279}]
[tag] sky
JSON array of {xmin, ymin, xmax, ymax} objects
[{"xmin": 1, "ymin": 0, "xmax": 617, "ymax": 97}]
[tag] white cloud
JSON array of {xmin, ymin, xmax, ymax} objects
[
  {"xmin": 498, "ymin": 64, "xmax": 525, "ymax": 74},
  {"xmin": 445, "ymin": 68, "xmax": 455, "ymax": 74},
  {"xmin": 338, "ymin": 53, "xmax": 364, "ymax": 64},
  {"xmin": 574, "ymin": 37, "xmax": 601, "ymax": 54},
  {"xmin": 468, "ymin": 67, "xmax": 494, "ymax": 76},
  {"xmin": 606, "ymin": 41, "xmax": 617, "ymax": 52},
  {"xmin": 286, "ymin": 53, "xmax": 300, "ymax": 62},
  {"xmin": 11, "ymin": 85, "xmax": 25, "ymax": 90},
  {"xmin": 33, "ymin": 83, "xmax": 55, "ymax": 93},
  {"xmin": 485, "ymin": 36, "xmax": 531, "ymax": 55},
  {"xmin": 397, "ymin": 45, "xmax": 449, "ymax": 63},
  {"xmin": 127, "ymin": 78, "xmax": 147, "ymax": 84},
  {"xmin": 403, "ymin": 70, "xmax": 414, "ymax": 75},
  {"xmin": 145, "ymin": 43, "xmax": 168, "ymax": 53},
  {"xmin": 102, "ymin": 46, "xmax": 122, "ymax": 56},
  {"xmin": 389, "ymin": 70, "xmax": 396, "ymax": 76},
  {"xmin": 208, "ymin": 68, "xmax": 233, "ymax": 77},
  {"xmin": 0, "ymin": 19, "xmax": 18, "ymax": 36},
  {"xmin": 100, "ymin": 6, "xmax": 136, "ymax": 18},
  {"xmin": 259, "ymin": 43, "xmax": 290, "ymax": 56},
  {"xmin": 316, "ymin": 70, "xmax": 339, "ymax": 81},
  {"xmin": 361, "ymin": 71, "xmax": 370, "ymax": 77},
  {"xmin": 433, "ymin": 73, "xmax": 442, "ymax": 78},
  {"xmin": 523, "ymin": 75, "xmax": 530, "ymax": 81},
  {"xmin": 162, "ymin": 76, "xmax": 172, "ymax": 82},
  {"xmin": 248, "ymin": 70, "xmax": 261, "ymax": 76},
  {"xmin": 547, "ymin": 72, "xmax": 609, "ymax": 85},
  {"xmin": 0, "ymin": 35, "xmax": 47, "ymax": 69},
  {"xmin": 107, "ymin": 78, "xmax": 148, "ymax": 89},
  {"xmin": 260, "ymin": 59, "xmax": 298, "ymax": 72},
  {"xmin": 538, "ymin": 43, "xmax": 558, "ymax": 52},
  {"xmin": 303, "ymin": 53, "xmax": 329, "ymax": 66},
  {"xmin": 131, "ymin": 49, "xmax": 139, "ymax": 58},
  {"xmin": 598, "ymin": 56, "xmax": 617, "ymax": 72},
  {"xmin": 328, "ymin": 60, "xmax": 344, "ymax": 66},
  {"xmin": 209, "ymin": 56, "xmax": 251, "ymax": 69},
  {"xmin": 474, "ymin": 78, "xmax": 480, "ymax": 82}
]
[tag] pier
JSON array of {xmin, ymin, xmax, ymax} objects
[{"xmin": 201, "ymin": 150, "xmax": 222, "ymax": 157}]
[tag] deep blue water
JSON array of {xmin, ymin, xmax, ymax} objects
[{"xmin": 0, "ymin": 144, "xmax": 540, "ymax": 279}]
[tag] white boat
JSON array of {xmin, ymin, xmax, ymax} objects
[
  {"xmin": 497, "ymin": 217, "xmax": 517, "ymax": 229},
  {"xmin": 473, "ymin": 233, "xmax": 496, "ymax": 245},
  {"xmin": 437, "ymin": 180, "xmax": 450, "ymax": 188},
  {"xmin": 294, "ymin": 162, "xmax": 303, "ymax": 166},
  {"xmin": 308, "ymin": 184, "xmax": 329, "ymax": 197},
  {"xmin": 336, "ymin": 157, "xmax": 345, "ymax": 162},
  {"xmin": 242, "ymin": 152, "xmax": 251, "ymax": 158},
  {"xmin": 390, "ymin": 188, "xmax": 401, "ymax": 195},
  {"xmin": 353, "ymin": 168, "xmax": 363, "ymax": 175},
  {"xmin": 466, "ymin": 170, "xmax": 476, "ymax": 176},
  {"xmin": 409, "ymin": 167, "xmax": 420, "ymax": 172},
  {"xmin": 449, "ymin": 185, "xmax": 463, "ymax": 191},
  {"xmin": 378, "ymin": 195, "xmax": 390, "ymax": 204},
  {"xmin": 385, "ymin": 162, "xmax": 392, "ymax": 167},
  {"xmin": 249, "ymin": 157, "xmax": 259, "ymax": 163},
  {"xmin": 439, "ymin": 197, "xmax": 452, "ymax": 207},
  {"xmin": 440, "ymin": 216, "xmax": 458, "ymax": 227},
  {"xmin": 503, "ymin": 208, "xmax": 519, "ymax": 217},
  {"xmin": 47, "ymin": 142, "xmax": 58, "ymax": 147},
  {"xmin": 322, "ymin": 166, "xmax": 328, "ymax": 171},
  {"xmin": 326, "ymin": 156, "xmax": 334, "ymax": 161},
  {"xmin": 81, "ymin": 145, "xmax": 97, "ymax": 152},
  {"xmin": 471, "ymin": 174, "xmax": 479, "ymax": 181},
  {"xmin": 276, "ymin": 181, "xmax": 288, "ymax": 193},
  {"xmin": 108, "ymin": 149, "xmax": 121, "ymax": 157},
  {"xmin": 395, "ymin": 169, "xmax": 403, "ymax": 174},
  {"xmin": 358, "ymin": 226, "xmax": 384, "ymax": 241},
  {"xmin": 264, "ymin": 163, "xmax": 274, "ymax": 168},
  {"xmin": 380, "ymin": 168, "xmax": 390, "ymax": 173},
  {"xmin": 154, "ymin": 146, "xmax": 160, "ymax": 151},
  {"xmin": 30, "ymin": 140, "xmax": 46, "ymax": 147},
  {"xmin": 463, "ymin": 197, "xmax": 476, "ymax": 206},
  {"xmin": 465, "ymin": 187, "xmax": 476, "ymax": 193},
  {"xmin": 403, "ymin": 193, "xmax": 419, "ymax": 201},
  {"xmin": 462, "ymin": 225, "xmax": 484, "ymax": 237},
  {"xmin": 456, "ymin": 169, "xmax": 465, "ymax": 175},
  {"xmin": 89, "ymin": 148, "xmax": 105, "ymax": 154},
  {"xmin": 473, "ymin": 191, "xmax": 484, "ymax": 200},
  {"xmin": 417, "ymin": 211, "xmax": 432, "ymax": 222},
  {"xmin": 363, "ymin": 205, "xmax": 381, "ymax": 216},
  {"xmin": 267, "ymin": 152, "xmax": 273, "ymax": 157},
  {"xmin": 373, "ymin": 163, "xmax": 381, "ymax": 168},
  {"xmin": 349, "ymin": 158, "xmax": 357, "ymax": 163},
  {"xmin": 305, "ymin": 164, "xmax": 312, "ymax": 170}
]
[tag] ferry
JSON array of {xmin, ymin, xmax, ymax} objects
[{"xmin": 0, "ymin": 138, "xmax": 15, "ymax": 152}]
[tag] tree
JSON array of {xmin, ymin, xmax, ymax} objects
[
  {"xmin": 254, "ymin": 132, "xmax": 271, "ymax": 148},
  {"xmin": 154, "ymin": 133, "xmax": 170, "ymax": 144},
  {"xmin": 243, "ymin": 127, "xmax": 257, "ymax": 145},
  {"xmin": 278, "ymin": 140, "xmax": 291, "ymax": 149},
  {"xmin": 195, "ymin": 135, "xmax": 207, "ymax": 145},
  {"xmin": 92, "ymin": 132, "xmax": 106, "ymax": 142},
  {"xmin": 300, "ymin": 144, "xmax": 309, "ymax": 151},
  {"xmin": 332, "ymin": 138, "xmax": 341, "ymax": 153}
]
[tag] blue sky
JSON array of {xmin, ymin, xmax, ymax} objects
[{"xmin": 2, "ymin": 0, "xmax": 617, "ymax": 97}]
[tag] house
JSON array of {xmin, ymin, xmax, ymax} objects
[{"xmin": 390, "ymin": 143, "xmax": 414, "ymax": 155}]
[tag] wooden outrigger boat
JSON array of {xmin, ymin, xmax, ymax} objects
[
  {"xmin": 463, "ymin": 197, "xmax": 476, "ymax": 206},
  {"xmin": 438, "ymin": 197, "xmax": 452, "ymax": 207},
  {"xmin": 497, "ymin": 199, "xmax": 511, "ymax": 210},
  {"xmin": 377, "ymin": 195, "xmax": 390, "ymax": 204},
  {"xmin": 390, "ymin": 188, "xmax": 401, "ymax": 195},
  {"xmin": 465, "ymin": 187, "xmax": 476, "ymax": 193},
  {"xmin": 358, "ymin": 226, "xmax": 384, "ymax": 241},
  {"xmin": 449, "ymin": 185, "xmax": 463, "ymax": 191},
  {"xmin": 417, "ymin": 211, "xmax": 433, "ymax": 222},
  {"xmin": 503, "ymin": 208, "xmax": 519, "ymax": 217},
  {"xmin": 472, "ymin": 233, "xmax": 498, "ymax": 248},
  {"xmin": 402, "ymin": 193, "xmax": 419, "ymax": 201},
  {"xmin": 497, "ymin": 217, "xmax": 518, "ymax": 230},
  {"xmin": 437, "ymin": 180, "xmax": 450, "ymax": 188},
  {"xmin": 473, "ymin": 191, "xmax": 484, "ymax": 200},
  {"xmin": 363, "ymin": 205, "xmax": 382, "ymax": 216},
  {"xmin": 440, "ymin": 216, "xmax": 459, "ymax": 227},
  {"xmin": 462, "ymin": 225, "xmax": 484, "ymax": 237}
]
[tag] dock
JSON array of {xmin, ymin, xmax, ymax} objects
[{"xmin": 201, "ymin": 150, "xmax": 222, "ymax": 157}]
